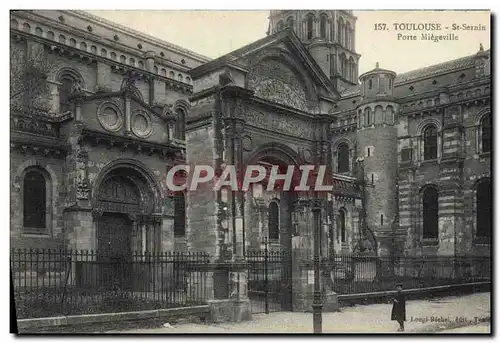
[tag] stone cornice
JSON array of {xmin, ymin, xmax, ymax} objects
[
  {"xmin": 10, "ymin": 132, "xmax": 69, "ymax": 158},
  {"xmin": 65, "ymin": 10, "xmax": 211, "ymax": 63},
  {"xmin": 13, "ymin": 10, "xmax": 210, "ymax": 65},
  {"xmin": 402, "ymin": 96, "xmax": 490, "ymax": 117},
  {"xmin": 189, "ymin": 86, "xmax": 219, "ymax": 102},
  {"xmin": 10, "ymin": 104, "xmax": 74, "ymax": 124},
  {"xmin": 250, "ymin": 96, "xmax": 325, "ymax": 122},
  {"xmin": 69, "ymin": 90, "xmax": 177, "ymax": 123},
  {"xmin": 220, "ymin": 85, "xmax": 255, "ymax": 100},
  {"xmin": 77, "ymin": 128, "xmax": 184, "ymax": 160},
  {"xmin": 186, "ymin": 113, "xmax": 213, "ymax": 131}
]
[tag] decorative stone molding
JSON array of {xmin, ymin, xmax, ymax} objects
[
  {"xmin": 242, "ymin": 135, "xmax": 253, "ymax": 152},
  {"xmin": 97, "ymin": 101, "xmax": 124, "ymax": 132},
  {"xmin": 76, "ymin": 148, "xmax": 90, "ymax": 200},
  {"xmin": 91, "ymin": 207, "xmax": 104, "ymax": 218},
  {"xmin": 245, "ymin": 108, "xmax": 313, "ymax": 140},
  {"xmin": 298, "ymin": 147, "xmax": 313, "ymax": 163},
  {"xmin": 10, "ymin": 141, "xmax": 66, "ymax": 158},
  {"xmin": 10, "ymin": 116, "xmax": 59, "ymax": 138},
  {"xmin": 131, "ymin": 109, "xmax": 153, "ymax": 138}
]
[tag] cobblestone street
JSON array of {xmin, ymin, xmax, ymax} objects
[{"xmin": 109, "ymin": 292, "xmax": 490, "ymax": 334}]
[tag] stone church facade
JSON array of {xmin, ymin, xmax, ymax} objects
[{"xmin": 10, "ymin": 10, "xmax": 491, "ymax": 310}]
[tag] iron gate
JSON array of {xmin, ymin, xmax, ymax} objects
[{"xmin": 246, "ymin": 249, "xmax": 292, "ymax": 314}]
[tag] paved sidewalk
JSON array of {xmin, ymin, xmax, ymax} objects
[{"xmin": 110, "ymin": 292, "xmax": 490, "ymax": 334}]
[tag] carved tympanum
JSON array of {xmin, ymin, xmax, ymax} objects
[{"xmin": 248, "ymin": 60, "xmax": 308, "ymax": 111}]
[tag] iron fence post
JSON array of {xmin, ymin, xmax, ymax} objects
[
  {"xmin": 262, "ymin": 237, "xmax": 269, "ymax": 314},
  {"xmin": 61, "ymin": 254, "xmax": 72, "ymax": 315},
  {"xmin": 312, "ymin": 198, "xmax": 323, "ymax": 334}
]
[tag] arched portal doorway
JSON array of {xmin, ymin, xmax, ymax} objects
[
  {"xmin": 92, "ymin": 162, "xmax": 161, "ymax": 289},
  {"xmin": 251, "ymin": 155, "xmax": 300, "ymax": 254},
  {"xmin": 96, "ymin": 174, "xmax": 141, "ymax": 255},
  {"xmin": 244, "ymin": 145, "xmax": 302, "ymax": 313},
  {"xmin": 94, "ymin": 165, "xmax": 159, "ymax": 253}
]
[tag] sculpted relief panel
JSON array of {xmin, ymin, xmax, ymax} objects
[
  {"xmin": 245, "ymin": 108, "xmax": 313, "ymax": 140},
  {"xmin": 248, "ymin": 60, "xmax": 308, "ymax": 112}
]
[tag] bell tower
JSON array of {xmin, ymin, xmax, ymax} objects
[{"xmin": 268, "ymin": 10, "xmax": 360, "ymax": 92}]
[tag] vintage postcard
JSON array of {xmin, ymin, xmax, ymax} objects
[{"xmin": 9, "ymin": 9, "xmax": 491, "ymax": 334}]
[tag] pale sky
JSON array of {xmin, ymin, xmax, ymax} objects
[{"xmin": 88, "ymin": 10, "xmax": 490, "ymax": 76}]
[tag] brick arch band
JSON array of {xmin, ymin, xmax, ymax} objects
[{"xmin": 244, "ymin": 142, "xmax": 304, "ymax": 191}]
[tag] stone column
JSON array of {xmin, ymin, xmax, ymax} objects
[
  {"xmin": 124, "ymin": 96, "xmax": 131, "ymax": 135},
  {"xmin": 291, "ymin": 197, "xmax": 313, "ymax": 311},
  {"xmin": 232, "ymin": 118, "xmax": 246, "ymax": 259},
  {"xmin": 223, "ymin": 116, "xmax": 248, "ymax": 301}
]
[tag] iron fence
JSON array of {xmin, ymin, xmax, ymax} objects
[
  {"xmin": 11, "ymin": 248, "xmax": 211, "ymax": 319},
  {"xmin": 328, "ymin": 254, "xmax": 491, "ymax": 295},
  {"xmin": 246, "ymin": 250, "xmax": 292, "ymax": 314}
]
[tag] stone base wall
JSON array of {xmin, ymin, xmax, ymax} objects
[{"xmin": 208, "ymin": 299, "xmax": 252, "ymax": 323}]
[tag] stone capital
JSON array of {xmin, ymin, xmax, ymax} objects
[
  {"xmin": 310, "ymin": 198, "xmax": 323, "ymax": 211},
  {"xmin": 91, "ymin": 207, "xmax": 104, "ymax": 219}
]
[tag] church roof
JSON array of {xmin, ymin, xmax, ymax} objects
[
  {"xmin": 395, "ymin": 54, "xmax": 476, "ymax": 83},
  {"xmin": 190, "ymin": 27, "xmax": 338, "ymax": 98},
  {"xmin": 340, "ymin": 51, "xmax": 486, "ymax": 97},
  {"xmin": 68, "ymin": 10, "xmax": 212, "ymax": 63}
]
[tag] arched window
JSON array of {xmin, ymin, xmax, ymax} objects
[
  {"xmin": 175, "ymin": 109, "xmax": 186, "ymax": 141},
  {"xmin": 348, "ymin": 57, "xmax": 355, "ymax": 82},
  {"xmin": 337, "ymin": 17, "xmax": 343, "ymax": 44},
  {"xmin": 268, "ymin": 202, "xmax": 279, "ymax": 240},
  {"xmin": 476, "ymin": 179, "xmax": 491, "ymax": 239},
  {"xmin": 346, "ymin": 59, "xmax": 351, "ymax": 81},
  {"xmin": 331, "ymin": 20, "xmax": 335, "ymax": 43},
  {"xmin": 58, "ymin": 75, "xmax": 75, "ymax": 113},
  {"xmin": 364, "ymin": 107, "xmax": 372, "ymax": 126},
  {"xmin": 320, "ymin": 15, "xmax": 327, "ymax": 39},
  {"xmin": 23, "ymin": 170, "xmax": 46, "ymax": 229},
  {"xmin": 340, "ymin": 54, "xmax": 346, "ymax": 78},
  {"xmin": 339, "ymin": 208, "xmax": 346, "ymax": 243},
  {"xmin": 337, "ymin": 143, "xmax": 350, "ymax": 173},
  {"xmin": 307, "ymin": 14, "xmax": 314, "ymax": 39},
  {"xmin": 174, "ymin": 192, "xmax": 186, "ymax": 237},
  {"xmin": 368, "ymin": 79, "xmax": 373, "ymax": 90},
  {"xmin": 374, "ymin": 106, "xmax": 384, "ymax": 125},
  {"xmin": 385, "ymin": 106, "xmax": 395, "ymax": 125},
  {"xmin": 423, "ymin": 126, "xmax": 438, "ymax": 160},
  {"xmin": 422, "ymin": 186, "xmax": 439, "ymax": 239},
  {"xmin": 481, "ymin": 115, "xmax": 491, "ymax": 153},
  {"xmin": 345, "ymin": 22, "xmax": 351, "ymax": 49},
  {"xmin": 286, "ymin": 17, "xmax": 294, "ymax": 30}
]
